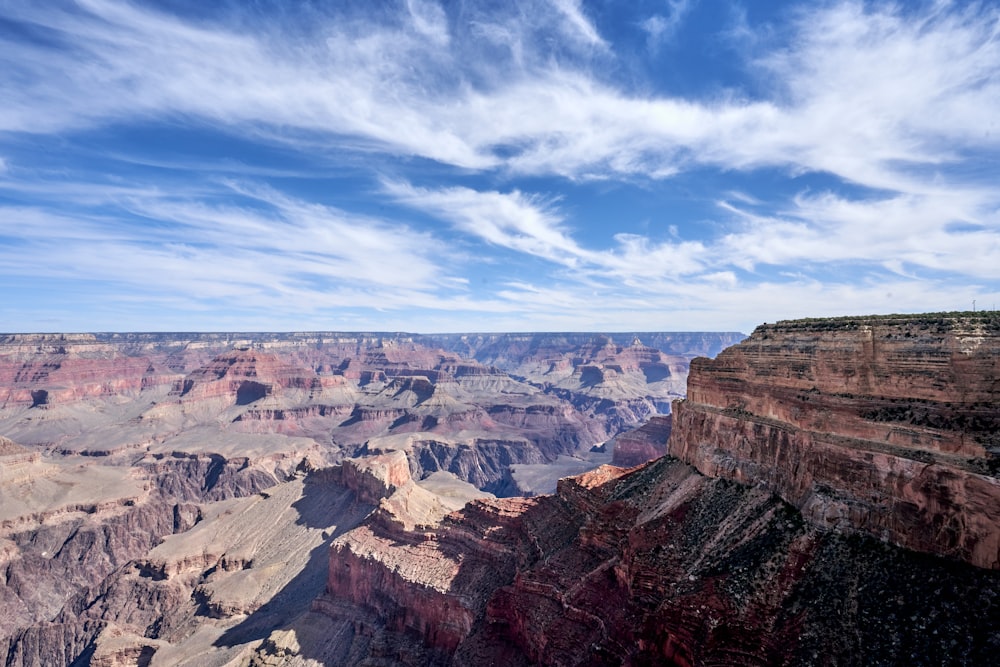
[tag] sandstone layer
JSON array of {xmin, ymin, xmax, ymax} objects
[
  {"xmin": 310, "ymin": 455, "xmax": 1000, "ymax": 666},
  {"xmin": 670, "ymin": 313, "xmax": 1000, "ymax": 569},
  {"xmin": 424, "ymin": 333, "xmax": 732, "ymax": 434},
  {"xmin": 9, "ymin": 318, "xmax": 999, "ymax": 666},
  {"xmin": 0, "ymin": 331, "xmax": 720, "ymax": 490},
  {"xmin": 297, "ymin": 313, "xmax": 1000, "ymax": 665},
  {"xmin": 0, "ymin": 330, "xmax": 731, "ymax": 665}
]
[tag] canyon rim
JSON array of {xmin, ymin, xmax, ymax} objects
[{"xmin": 0, "ymin": 316, "xmax": 997, "ymax": 666}]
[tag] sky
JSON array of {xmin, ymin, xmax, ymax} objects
[{"xmin": 1, "ymin": 0, "xmax": 998, "ymax": 334}]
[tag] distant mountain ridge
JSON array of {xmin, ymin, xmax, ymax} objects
[{"xmin": 0, "ymin": 330, "xmax": 745, "ymax": 359}]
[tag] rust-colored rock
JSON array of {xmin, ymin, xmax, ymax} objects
[
  {"xmin": 17, "ymin": 321, "xmax": 1000, "ymax": 665},
  {"xmin": 0, "ymin": 329, "xmax": 741, "ymax": 666},
  {"xmin": 303, "ymin": 314, "xmax": 1000, "ymax": 666},
  {"xmin": 314, "ymin": 455, "xmax": 1000, "ymax": 666},
  {"xmin": 670, "ymin": 313, "xmax": 1000, "ymax": 569},
  {"xmin": 611, "ymin": 414, "xmax": 671, "ymax": 467}
]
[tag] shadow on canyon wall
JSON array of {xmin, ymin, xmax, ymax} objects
[
  {"xmin": 210, "ymin": 459, "xmax": 1000, "ymax": 666},
  {"xmin": 212, "ymin": 473, "xmax": 374, "ymax": 654}
]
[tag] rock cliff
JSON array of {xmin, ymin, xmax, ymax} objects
[
  {"xmin": 0, "ymin": 331, "xmax": 713, "ymax": 481},
  {"xmin": 423, "ymin": 333, "xmax": 717, "ymax": 433},
  {"xmin": 609, "ymin": 414, "xmax": 672, "ymax": 468},
  {"xmin": 297, "ymin": 313, "xmax": 1000, "ymax": 665},
  {"xmin": 9, "ymin": 319, "xmax": 999, "ymax": 665},
  {"xmin": 1, "ymin": 329, "xmax": 733, "ymax": 665},
  {"xmin": 670, "ymin": 313, "xmax": 1000, "ymax": 569},
  {"xmin": 309, "ymin": 455, "xmax": 1000, "ymax": 666}
]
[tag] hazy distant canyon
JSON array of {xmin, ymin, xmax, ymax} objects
[{"xmin": 0, "ymin": 319, "xmax": 997, "ymax": 666}]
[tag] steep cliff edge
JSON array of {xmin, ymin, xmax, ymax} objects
[
  {"xmin": 294, "ymin": 313, "xmax": 1000, "ymax": 666},
  {"xmin": 670, "ymin": 313, "xmax": 1000, "ymax": 569},
  {"xmin": 6, "ymin": 321, "xmax": 1000, "ymax": 665},
  {"xmin": 307, "ymin": 455, "xmax": 1000, "ymax": 666}
]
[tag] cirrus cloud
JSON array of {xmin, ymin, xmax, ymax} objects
[{"xmin": 0, "ymin": 0, "xmax": 997, "ymax": 333}]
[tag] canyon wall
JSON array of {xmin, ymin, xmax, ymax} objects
[
  {"xmin": 310, "ymin": 455, "xmax": 1000, "ymax": 666},
  {"xmin": 669, "ymin": 313, "xmax": 1000, "ymax": 569},
  {"xmin": 1, "ymin": 329, "xmax": 721, "ymax": 665},
  {"xmin": 609, "ymin": 414, "xmax": 671, "ymax": 467},
  {"xmin": 300, "ymin": 313, "xmax": 1000, "ymax": 665},
  {"xmin": 7, "ymin": 318, "xmax": 999, "ymax": 665},
  {"xmin": 0, "ymin": 331, "xmax": 719, "ymax": 471}
]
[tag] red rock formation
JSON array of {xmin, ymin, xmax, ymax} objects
[
  {"xmin": 303, "ymin": 314, "xmax": 1000, "ymax": 665},
  {"xmin": 670, "ymin": 313, "xmax": 1000, "ymax": 569},
  {"xmin": 175, "ymin": 349, "xmax": 342, "ymax": 403},
  {"xmin": 0, "ymin": 355, "xmax": 179, "ymax": 408},
  {"xmin": 611, "ymin": 414, "xmax": 671, "ymax": 467},
  {"xmin": 314, "ymin": 454, "xmax": 1000, "ymax": 666},
  {"xmin": 5, "ymin": 321, "xmax": 1000, "ymax": 665},
  {"xmin": 0, "ymin": 331, "xmax": 704, "ymax": 473},
  {"xmin": 0, "ymin": 334, "xmax": 221, "ymax": 410},
  {"xmin": 420, "ymin": 333, "xmax": 701, "ymax": 437},
  {"xmin": 324, "ymin": 487, "xmax": 560, "ymax": 657},
  {"xmin": 421, "ymin": 332, "xmax": 745, "ymax": 370}
]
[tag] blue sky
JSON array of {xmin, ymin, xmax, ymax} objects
[{"xmin": 1, "ymin": 0, "xmax": 998, "ymax": 334}]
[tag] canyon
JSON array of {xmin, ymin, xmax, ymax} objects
[
  {"xmin": 671, "ymin": 314, "xmax": 1000, "ymax": 570},
  {"xmin": 1, "ymin": 316, "xmax": 998, "ymax": 665},
  {"xmin": 0, "ymin": 330, "xmax": 735, "ymax": 665}
]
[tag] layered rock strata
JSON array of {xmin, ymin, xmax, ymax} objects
[
  {"xmin": 0, "ymin": 454, "xmax": 408, "ymax": 667},
  {"xmin": 20, "ymin": 320, "xmax": 1000, "ymax": 665},
  {"xmin": 610, "ymin": 414, "xmax": 672, "ymax": 467},
  {"xmin": 2, "ymin": 330, "xmax": 723, "ymax": 664},
  {"xmin": 312, "ymin": 455, "xmax": 1000, "ymax": 666},
  {"xmin": 299, "ymin": 313, "xmax": 1000, "ymax": 665},
  {"xmin": 670, "ymin": 313, "xmax": 1000, "ymax": 569},
  {"xmin": 433, "ymin": 334, "xmax": 703, "ymax": 433},
  {"xmin": 0, "ymin": 331, "xmax": 713, "ymax": 488},
  {"xmin": 0, "ymin": 444, "xmax": 301, "ymax": 661}
]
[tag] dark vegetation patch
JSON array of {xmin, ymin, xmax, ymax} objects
[
  {"xmin": 785, "ymin": 531, "xmax": 1000, "ymax": 666},
  {"xmin": 759, "ymin": 311, "xmax": 1000, "ymax": 333}
]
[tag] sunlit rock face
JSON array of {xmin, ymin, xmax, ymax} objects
[
  {"xmin": 302, "ymin": 314, "xmax": 1000, "ymax": 666},
  {"xmin": 13, "ymin": 319, "xmax": 999, "ymax": 666},
  {"xmin": 0, "ymin": 331, "xmax": 724, "ymax": 469},
  {"xmin": 670, "ymin": 314, "xmax": 1000, "ymax": 569},
  {"xmin": 423, "ymin": 332, "xmax": 745, "ymax": 435},
  {"xmin": 0, "ymin": 330, "xmax": 735, "ymax": 666},
  {"xmin": 314, "ymin": 455, "xmax": 1000, "ymax": 666}
]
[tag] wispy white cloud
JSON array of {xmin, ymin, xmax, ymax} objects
[
  {"xmin": 1, "ymin": 1, "xmax": 998, "ymax": 331},
  {"xmin": 0, "ymin": 0, "xmax": 757, "ymax": 179},
  {"xmin": 751, "ymin": 1, "xmax": 1000, "ymax": 192},
  {"xmin": 385, "ymin": 180, "xmax": 712, "ymax": 283},
  {"xmin": 717, "ymin": 186, "xmax": 1000, "ymax": 279},
  {"xmin": 384, "ymin": 172, "xmax": 1000, "ymax": 327},
  {"xmin": 1, "ymin": 173, "xmax": 994, "ymax": 333},
  {"xmin": 487, "ymin": 270, "xmax": 987, "ymax": 333},
  {"xmin": 0, "ymin": 0, "xmax": 490, "ymax": 167},
  {"xmin": 0, "ymin": 176, "xmax": 478, "ymax": 317},
  {"xmin": 640, "ymin": 0, "xmax": 694, "ymax": 51},
  {"xmin": 2, "ymin": 0, "xmax": 996, "ymax": 188},
  {"xmin": 383, "ymin": 180, "xmax": 584, "ymax": 265},
  {"xmin": 549, "ymin": 0, "xmax": 608, "ymax": 49},
  {"xmin": 405, "ymin": 0, "xmax": 450, "ymax": 46}
]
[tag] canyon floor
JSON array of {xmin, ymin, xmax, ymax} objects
[{"xmin": 1, "ymin": 319, "xmax": 998, "ymax": 665}]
